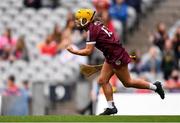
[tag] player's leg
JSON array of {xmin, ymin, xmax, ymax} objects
[
  {"xmin": 98, "ymin": 61, "xmax": 117, "ymax": 115},
  {"xmin": 98, "ymin": 62, "xmax": 114, "ymax": 101},
  {"xmin": 114, "ymin": 64, "xmax": 165, "ymax": 99}
]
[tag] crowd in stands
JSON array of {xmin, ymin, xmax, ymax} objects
[
  {"xmin": 89, "ymin": 0, "xmax": 179, "ymax": 95},
  {"xmin": 0, "ymin": 75, "xmax": 30, "ymax": 115},
  {"xmin": 1, "ymin": 75, "xmax": 30, "ymax": 97},
  {"xmin": 0, "ymin": 0, "xmax": 179, "ymax": 94},
  {"xmin": 0, "ymin": 0, "xmax": 179, "ymax": 115},
  {"xmin": 100, "ymin": 21, "xmax": 180, "ymax": 94},
  {"xmin": 0, "ymin": 28, "xmax": 29, "ymax": 62},
  {"xmin": 127, "ymin": 21, "xmax": 180, "ymax": 93}
]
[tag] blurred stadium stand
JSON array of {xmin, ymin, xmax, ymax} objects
[
  {"xmin": 0, "ymin": 0, "xmax": 179, "ymax": 115},
  {"xmin": 126, "ymin": 0, "xmax": 180, "ymax": 52}
]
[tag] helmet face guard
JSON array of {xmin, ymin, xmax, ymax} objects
[{"xmin": 75, "ymin": 9, "xmax": 96, "ymax": 27}]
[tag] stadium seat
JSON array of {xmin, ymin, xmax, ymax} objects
[
  {"xmin": 0, "ymin": 2, "xmax": 10, "ymax": 11},
  {"xmin": 6, "ymin": 8, "xmax": 19, "ymax": 19},
  {"xmin": 40, "ymin": 21, "xmax": 54, "ymax": 34},
  {"xmin": 11, "ymin": 0, "xmax": 23, "ymax": 9},
  {"xmin": 61, "ymin": 66, "xmax": 76, "ymax": 84},
  {"xmin": 49, "ymin": 60, "xmax": 63, "ymax": 72},
  {"xmin": 41, "ymin": 67, "xmax": 54, "ymax": 82},
  {"xmin": 7, "ymin": 67, "xmax": 20, "ymax": 80},
  {"xmin": 17, "ymin": 74, "xmax": 29, "ymax": 83},
  {"xmin": 24, "ymin": 68, "xmax": 36, "ymax": 82},
  {"xmin": 31, "ymin": 14, "xmax": 44, "ymax": 25},
  {"xmin": 25, "ymin": 21, "xmax": 38, "ymax": 32},
  {"xmin": 51, "ymin": 72, "xmax": 66, "ymax": 84},
  {"xmin": 0, "ymin": 61, "xmax": 11, "ymax": 83},
  {"xmin": 38, "ymin": 8, "xmax": 52, "ymax": 18},
  {"xmin": 0, "ymin": 9, "xmax": 3, "ymax": 16},
  {"xmin": 0, "ymin": 61, "xmax": 11, "ymax": 73},
  {"xmin": 48, "ymin": 15, "xmax": 62, "ymax": 25},
  {"xmin": 78, "ymin": 2, "xmax": 94, "ymax": 9},
  {"xmin": 12, "ymin": 60, "xmax": 28, "ymax": 73},
  {"xmin": 33, "ymin": 28, "xmax": 48, "ymax": 39},
  {"xmin": 54, "ymin": 7, "xmax": 68, "ymax": 18},
  {"xmin": 60, "ymin": 2, "xmax": 75, "ymax": 9},
  {"xmin": 29, "ymin": 52, "xmax": 42, "ymax": 61},
  {"xmin": 39, "ymin": 55, "xmax": 53, "ymax": 65},
  {"xmin": 22, "ymin": 8, "xmax": 36, "ymax": 19},
  {"xmin": 9, "ymin": 21, "xmax": 21, "ymax": 34},
  {"xmin": 26, "ymin": 32, "xmax": 42, "ymax": 42},
  {"xmin": 29, "ymin": 60, "xmax": 44, "ymax": 73},
  {"xmin": 17, "ymin": 28, "xmax": 31, "ymax": 38},
  {"xmin": 31, "ymin": 72, "xmax": 47, "ymax": 83},
  {"xmin": 1, "ymin": 15, "xmax": 12, "ymax": 26},
  {"xmin": 14, "ymin": 14, "xmax": 28, "ymax": 26}
]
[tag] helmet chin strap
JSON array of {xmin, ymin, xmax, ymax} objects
[{"xmin": 80, "ymin": 18, "xmax": 89, "ymax": 27}]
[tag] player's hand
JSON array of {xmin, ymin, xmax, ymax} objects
[{"xmin": 66, "ymin": 45, "xmax": 74, "ymax": 53}]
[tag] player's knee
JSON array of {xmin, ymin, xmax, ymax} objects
[
  {"xmin": 98, "ymin": 77, "xmax": 107, "ymax": 85},
  {"xmin": 122, "ymin": 80, "xmax": 134, "ymax": 88},
  {"xmin": 123, "ymin": 83, "xmax": 132, "ymax": 88}
]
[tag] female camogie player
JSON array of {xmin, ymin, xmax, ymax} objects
[{"xmin": 67, "ymin": 9, "xmax": 165, "ymax": 115}]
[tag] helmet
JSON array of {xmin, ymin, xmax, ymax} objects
[{"xmin": 75, "ymin": 9, "xmax": 96, "ymax": 27}]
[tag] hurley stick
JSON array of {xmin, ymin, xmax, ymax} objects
[{"xmin": 80, "ymin": 55, "xmax": 136, "ymax": 77}]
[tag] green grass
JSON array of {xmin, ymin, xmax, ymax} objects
[{"xmin": 0, "ymin": 115, "xmax": 180, "ymax": 122}]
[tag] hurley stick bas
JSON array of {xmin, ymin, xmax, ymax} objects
[{"xmin": 80, "ymin": 55, "xmax": 136, "ymax": 78}]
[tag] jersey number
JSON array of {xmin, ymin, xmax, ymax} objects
[{"xmin": 101, "ymin": 26, "xmax": 112, "ymax": 37}]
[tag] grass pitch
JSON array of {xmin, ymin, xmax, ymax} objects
[{"xmin": 0, "ymin": 115, "xmax": 180, "ymax": 122}]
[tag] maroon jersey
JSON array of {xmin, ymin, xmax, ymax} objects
[{"xmin": 86, "ymin": 21, "xmax": 131, "ymax": 68}]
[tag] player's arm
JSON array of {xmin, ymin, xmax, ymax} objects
[{"xmin": 67, "ymin": 44, "xmax": 95, "ymax": 56}]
